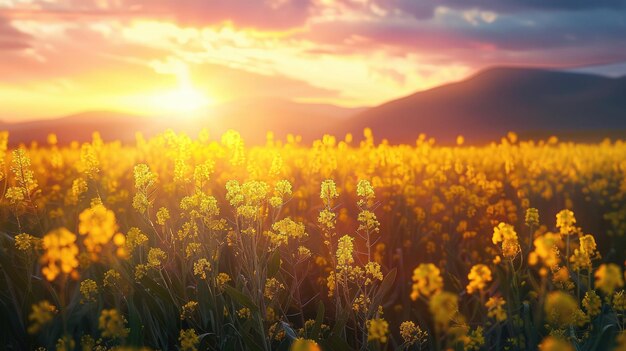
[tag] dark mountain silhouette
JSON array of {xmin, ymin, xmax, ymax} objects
[
  {"xmin": 2, "ymin": 67, "xmax": 625, "ymax": 146},
  {"xmin": 339, "ymin": 67, "xmax": 626, "ymax": 144},
  {"xmin": 0, "ymin": 98, "xmax": 363, "ymax": 146}
]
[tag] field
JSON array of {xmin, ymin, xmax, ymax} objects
[{"xmin": 1, "ymin": 129, "xmax": 626, "ymax": 351}]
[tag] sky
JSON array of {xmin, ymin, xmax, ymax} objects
[{"xmin": 1, "ymin": 0, "xmax": 625, "ymax": 120}]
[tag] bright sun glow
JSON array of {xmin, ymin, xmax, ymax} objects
[
  {"xmin": 131, "ymin": 60, "xmax": 213, "ymax": 114},
  {"xmin": 149, "ymin": 84, "xmax": 212, "ymax": 113}
]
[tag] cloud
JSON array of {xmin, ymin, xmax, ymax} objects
[
  {"xmin": 0, "ymin": 0, "xmax": 314, "ymax": 29},
  {"xmin": 0, "ymin": 0, "xmax": 625, "ymax": 118},
  {"xmin": 0, "ymin": 15, "xmax": 30, "ymax": 50},
  {"xmin": 377, "ymin": 0, "xmax": 626, "ymax": 19}
]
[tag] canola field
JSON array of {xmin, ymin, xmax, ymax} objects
[{"xmin": 1, "ymin": 129, "xmax": 626, "ymax": 351}]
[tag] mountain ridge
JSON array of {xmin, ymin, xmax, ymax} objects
[{"xmin": 2, "ymin": 67, "xmax": 625, "ymax": 145}]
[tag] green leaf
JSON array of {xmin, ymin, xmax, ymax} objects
[
  {"xmin": 310, "ymin": 301, "xmax": 325, "ymax": 339},
  {"xmin": 268, "ymin": 250, "xmax": 281, "ymax": 277},
  {"xmin": 224, "ymin": 285, "xmax": 258, "ymax": 312},
  {"xmin": 370, "ymin": 268, "xmax": 397, "ymax": 314}
]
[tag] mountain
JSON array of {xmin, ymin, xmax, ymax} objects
[
  {"xmin": 2, "ymin": 67, "xmax": 626, "ymax": 146},
  {"xmin": 339, "ymin": 67, "xmax": 626, "ymax": 144},
  {"xmin": 0, "ymin": 98, "xmax": 364, "ymax": 146},
  {"xmin": 199, "ymin": 97, "xmax": 364, "ymax": 144},
  {"xmin": 0, "ymin": 111, "xmax": 157, "ymax": 146}
]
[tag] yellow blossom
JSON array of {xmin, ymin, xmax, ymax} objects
[
  {"xmin": 544, "ymin": 291, "xmax": 579, "ymax": 327},
  {"xmin": 193, "ymin": 258, "xmax": 212, "ymax": 279},
  {"xmin": 41, "ymin": 227, "xmax": 79, "ymax": 281},
  {"xmin": 290, "ymin": 338, "xmax": 321, "ymax": 351},
  {"xmin": 80, "ymin": 279, "xmax": 98, "ymax": 303},
  {"xmin": 556, "ymin": 209, "xmax": 576, "ymax": 235},
  {"xmin": 98, "ymin": 309, "xmax": 128, "ymax": 339},
  {"xmin": 466, "ymin": 264, "xmax": 492, "ymax": 294},
  {"xmin": 367, "ymin": 318, "xmax": 389, "ymax": 343},
  {"xmin": 429, "ymin": 291, "xmax": 460, "ymax": 331},
  {"xmin": 28, "ymin": 300, "xmax": 57, "ymax": 334},
  {"xmin": 399, "ymin": 321, "xmax": 427, "ymax": 346},
  {"xmin": 336, "ymin": 235, "xmax": 355, "ymax": 267},
  {"xmin": 410, "ymin": 263, "xmax": 443, "ymax": 300},
  {"xmin": 595, "ymin": 263, "xmax": 624, "ymax": 295},
  {"xmin": 179, "ymin": 328, "xmax": 199, "ymax": 351},
  {"xmin": 539, "ymin": 337, "xmax": 574, "ymax": 351},
  {"xmin": 486, "ymin": 296, "xmax": 507, "ymax": 322},
  {"xmin": 156, "ymin": 207, "xmax": 170, "ymax": 225},
  {"xmin": 180, "ymin": 301, "xmax": 199, "ymax": 320}
]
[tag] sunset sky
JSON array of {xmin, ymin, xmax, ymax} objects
[{"xmin": 1, "ymin": 0, "xmax": 625, "ymax": 121}]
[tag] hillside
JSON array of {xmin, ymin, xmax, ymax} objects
[{"xmin": 340, "ymin": 67, "xmax": 626, "ymax": 144}]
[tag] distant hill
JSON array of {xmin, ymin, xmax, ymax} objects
[
  {"xmin": 201, "ymin": 97, "xmax": 364, "ymax": 144},
  {"xmin": 0, "ymin": 111, "xmax": 156, "ymax": 146},
  {"xmin": 0, "ymin": 98, "xmax": 363, "ymax": 146},
  {"xmin": 2, "ymin": 67, "xmax": 626, "ymax": 146},
  {"xmin": 339, "ymin": 67, "xmax": 626, "ymax": 144}
]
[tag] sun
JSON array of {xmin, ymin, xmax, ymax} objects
[
  {"xmin": 150, "ymin": 84, "xmax": 212, "ymax": 113},
  {"xmin": 129, "ymin": 60, "xmax": 213, "ymax": 115}
]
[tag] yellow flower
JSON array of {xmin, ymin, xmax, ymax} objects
[
  {"xmin": 318, "ymin": 209, "xmax": 337, "ymax": 230},
  {"xmin": 236, "ymin": 307, "xmax": 251, "ymax": 319},
  {"xmin": 582, "ymin": 290, "xmax": 601, "ymax": 317},
  {"xmin": 410, "ymin": 263, "xmax": 443, "ymax": 300},
  {"xmin": 357, "ymin": 210, "xmax": 380, "ymax": 233},
  {"xmin": 365, "ymin": 261, "xmax": 383, "ymax": 285},
  {"xmin": 10, "ymin": 148, "xmax": 38, "ymax": 195},
  {"xmin": 156, "ymin": 207, "xmax": 170, "ymax": 225},
  {"xmin": 103, "ymin": 269, "xmax": 121, "ymax": 288},
  {"xmin": 124, "ymin": 227, "xmax": 148, "ymax": 254},
  {"xmin": 367, "ymin": 318, "xmax": 389, "ymax": 343},
  {"xmin": 71, "ymin": 178, "xmax": 88, "ymax": 201},
  {"xmin": 579, "ymin": 234, "xmax": 597, "ymax": 255},
  {"xmin": 179, "ymin": 328, "xmax": 199, "ymax": 351},
  {"xmin": 502, "ymin": 237, "xmax": 521, "ymax": 260},
  {"xmin": 356, "ymin": 179, "xmax": 375, "ymax": 207},
  {"xmin": 147, "ymin": 247, "xmax": 167, "ymax": 267},
  {"xmin": 336, "ymin": 235, "xmax": 355, "ymax": 267},
  {"xmin": 15, "ymin": 233, "xmax": 37, "ymax": 252},
  {"xmin": 180, "ymin": 301, "xmax": 199, "ymax": 320},
  {"xmin": 429, "ymin": 291, "xmax": 460, "ymax": 331},
  {"xmin": 399, "ymin": 321, "xmax": 427, "ymax": 346},
  {"xmin": 78, "ymin": 143, "xmax": 99, "ymax": 178},
  {"xmin": 595, "ymin": 263, "xmax": 624, "ymax": 295},
  {"xmin": 320, "ymin": 179, "xmax": 339, "ymax": 205},
  {"xmin": 269, "ymin": 217, "xmax": 307, "ymax": 248},
  {"xmin": 78, "ymin": 204, "xmax": 120, "ymax": 257},
  {"xmin": 193, "ymin": 258, "xmax": 212, "ymax": 280},
  {"xmin": 264, "ymin": 277, "xmax": 285, "ymax": 300},
  {"xmin": 614, "ymin": 290, "xmax": 626, "ymax": 311},
  {"xmin": 216, "ymin": 272, "xmax": 231, "ymax": 290},
  {"xmin": 41, "ymin": 227, "xmax": 79, "ymax": 281},
  {"xmin": 539, "ymin": 336, "xmax": 574, "ymax": 351},
  {"xmin": 98, "ymin": 309, "xmax": 128, "ymax": 339},
  {"xmin": 525, "ymin": 208, "xmax": 540, "ymax": 227},
  {"xmin": 270, "ymin": 180, "xmax": 292, "ymax": 207},
  {"xmin": 297, "ymin": 246, "xmax": 312, "ymax": 260},
  {"xmin": 466, "ymin": 264, "xmax": 492, "ymax": 294},
  {"xmin": 492, "ymin": 222, "xmax": 518, "ymax": 245},
  {"xmin": 485, "ymin": 296, "xmax": 507, "ymax": 322},
  {"xmin": 80, "ymin": 279, "xmax": 98, "ymax": 303},
  {"xmin": 290, "ymin": 338, "xmax": 321, "ymax": 351},
  {"xmin": 27, "ymin": 300, "xmax": 57, "ymax": 334},
  {"xmin": 556, "ymin": 209, "xmax": 576, "ymax": 235},
  {"xmin": 544, "ymin": 291, "xmax": 579, "ymax": 327},
  {"xmin": 464, "ymin": 326, "xmax": 485, "ymax": 351},
  {"xmin": 529, "ymin": 232, "xmax": 561, "ymax": 268}
]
